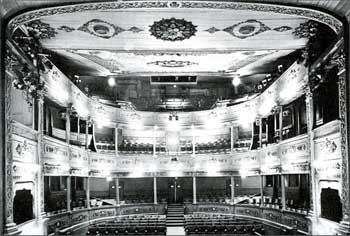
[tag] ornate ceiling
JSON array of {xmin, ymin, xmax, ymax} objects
[{"xmin": 12, "ymin": 5, "xmax": 311, "ymax": 76}]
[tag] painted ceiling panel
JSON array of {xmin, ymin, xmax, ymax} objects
[
  {"xmin": 36, "ymin": 9, "xmax": 308, "ymax": 51},
  {"xmin": 56, "ymin": 49, "xmax": 289, "ymax": 75}
]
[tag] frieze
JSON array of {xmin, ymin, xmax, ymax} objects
[
  {"xmin": 280, "ymin": 142, "xmax": 308, "ymax": 156},
  {"xmin": 91, "ymin": 209, "xmax": 115, "ymax": 219},
  {"xmin": 314, "ymin": 159, "xmax": 341, "ymax": 180},
  {"xmin": 71, "ymin": 211, "xmax": 89, "ymax": 225},
  {"xmin": 47, "ymin": 215, "xmax": 70, "ymax": 234},
  {"xmin": 263, "ymin": 210, "xmax": 282, "ymax": 224},
  {"xmin": 282, "ymin": 161, "xmax": 309, "ymax": 174},
  {"xmin": 236, "ymin": 207, "xmax": 262, "ymax": 218},
  {"xmin": 69, "ymin": 147, "xmax": 89, "ymax": 170},
  {"xmin": 44, "ymin": 143, "xmax": 69, "ymax": 156},
  {"xmin": 282, "ymin": 213, "xmax": 308, "ymax": 232},
  {"xmin": 8, "ymin": 1, "xmax": 342, "ymax": 35},
  {"xmin": 121, "ymin": 206, "xmax": 155, "ymax": 215},
  {"xmin": 196, "ymin": 206, "xmax": 230, "ymax": 213}
]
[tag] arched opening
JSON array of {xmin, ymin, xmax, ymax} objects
[
  {"xmin": 320, "ymin": 187, "xmax": 342, "ymax": 222},
  {"xmin": 13, "ymin": 189, "xmax": 34, "ymax": 225}
]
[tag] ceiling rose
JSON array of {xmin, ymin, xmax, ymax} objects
[
  {"xmin": 78, "ymin": 19, "xmax": 125, "ymax": 39},
  {"xmin": 223, "ymin": 19, "xmax": 270, "ymax": 39},
  {"xmin": 149, "ymin": 18, "xmax": 197, "ymax": 41}
]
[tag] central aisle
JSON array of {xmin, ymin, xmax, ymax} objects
[
  {"xmin": 166, "ymin": 227, "xmax": 186, "ymax": 236},
  {"xmin": 166, "ymin": 204, "xmax": 186, "ymax": 235}
]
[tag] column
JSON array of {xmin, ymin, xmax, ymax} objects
[
  {"xmin": 153, "ymin": 126, "xmax": 157, "ymax": 157},
  {"xmin": 258, "ymin": 118, "xmax": 263, "ymax": 148},
  {"xmin": 3, "ymin": 70, "xmax": 20, "ymax": 234},
  {"xmin": 230, "ymin": 125, "xmax": 234, "ymax": 153},
  {"xmin": 45, "ymin": 104, "xmax": 49, "ymax": 135},
  {"xmin": 67, "ymin": 176, "xmax": 71, "ymax": 211},
  {"xmin": 77, "ymin": 116, "xmax": 80, "ymax": 145},
  {"xmin": 334, "ymin": 53, "xmax": 350, "ymax": 234},
  {"xmin": 85, "ymin": 119, "xmax": 89, "ymax": 149},
  {"xmin": 115, "ymin": 127, "xmax": 119, "ymax": 157},
  {"xmin": 260, "ymin": 175, "xmax": 264, "ymax": 207},
  {"xmin": 192, "ymin": 125, "xmax": 195, "ymax": 157},
  {"xmin": 230, "ymin": 176, "xmax": 235, "ymax": 204},
  {"xmin": 37, "ymin": 97, "xmax": 45, "ymax": 218},
  {"xmin": 193, "ymin": 176, "xmax": 197, "ymax": 204},
  {"xmin": 153, "ymin": 177, "xmax": 157, "ymax": 204},
  {"xmin": 281, "ymin": 174, "xmax": 286, "ymax": 210},
  {"xmin": 305, "ymin": 88, "xmax": 316, "ymax": 217},
  {"xmin": 115, "ymin": 177, "xmax": 120, "ymax": 206},
  {"xmin": 86, "ymin": 177, "xmax": 90, "ymax": 208},
  {"xmin": 279, "ymin": 107, "xmax": 283, "ymax": 142},
  {"xmin": 65, "ymin": 107, "xmax": 71, "ymax": 144}
]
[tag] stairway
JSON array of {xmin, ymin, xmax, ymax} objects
[{"xmin": 166, "ymin": 204, "xmax": 184, "ymax": 227}]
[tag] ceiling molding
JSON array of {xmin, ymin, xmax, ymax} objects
[{"xmin": 7, "ymin": 1, "xmax": 342, "ymax": 35}]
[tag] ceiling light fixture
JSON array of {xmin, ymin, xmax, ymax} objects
[
  {"xmin": 108, "ymin": 77, "xmax": 116, "ymax": 87},
  {"xmin": 232, "ymin": 76, "xmax": 241, "ymax": 86}
]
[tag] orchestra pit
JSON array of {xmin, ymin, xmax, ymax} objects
[{"xmin": 1, "ymin": 0, "xmax": 350, "ymax": 235}]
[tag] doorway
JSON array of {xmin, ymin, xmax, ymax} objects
[
  {"xmin": 320, "ymin": 187, "xmax": 342, "ymax": 222},
  {"xmin": 13, "ymin": 189, "xmax": 34, "ymax": 224},
  {"xmin": 157, "ymin": 177, "xmax": 192, "ymax": 204}
]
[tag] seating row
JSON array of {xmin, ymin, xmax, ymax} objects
[
  {"xmin": 87, "ymin": 215, "xmax": 166, "ymax": 235},
  {"xmin": 87, "ymin": 226, "xmax": 166, "ymax": 235},
  {"xmin": 95, "ymin": 138, "xmax": 252, "ymax": 154},
  {"xmin": 185, "ymin": 224, "xmax": 264, "ymax": 235}
]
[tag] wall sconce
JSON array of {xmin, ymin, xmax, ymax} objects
[{"xmin": 278, "ymin": 65, "xmax": 283, "ymax": 73}]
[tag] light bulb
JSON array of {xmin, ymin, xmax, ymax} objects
[
  {"xmin": 108, "ymin": 77, "xmax": 116, "ymax": 87},
  {"xmin": 232, "ymin": 76, "xmax": 241, "ymax": 86}
]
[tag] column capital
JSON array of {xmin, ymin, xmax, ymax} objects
[
  {"xmin": 330, "ymin": 50, "xmax": 346, "ymax": 74},
  {"xmin": 87, "ymin": 116, "xmax": 93, "ymax": 126},
  {"xmin": 303, "ymin": 85, "xmax": 313, "ymax": 101}
]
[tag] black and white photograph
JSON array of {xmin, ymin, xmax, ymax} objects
[{"xmin": 0, "ymin": 0, "xmax": 349, "ymax": 235}]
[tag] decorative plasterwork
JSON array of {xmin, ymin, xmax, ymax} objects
[
  {"xmin": 15, "ymin": 140, "xmax": 29, "ymax": 156},
  {"xmin": 128, "ymin": 26, "xmax": 143, "ymax": 33},
  {"xmin": 57, "ymin": 25, "xmax": 75, "ymax": 32},
  {"xmin": 204, "ymin": 27, "xmax": 220, "ymax": 34},
  {"xmin": 331, "ymin": 50, "xmax": 350, "ymax": 224},
  {"xmin": 320, "ymin": 138, "xmax": 337, "ymax": 154},
  {"xmin": 8, "ymin": 1, "xmax": 342, "ymax": 35},
  {"xmin": 292, "ymin": 21, "xmax": 318, "ymax": 39},
  {"xmin": 78, "ymin": 19, "xmax": 125, "ymax": 39},
  {"xmin": 4, "ymin": 71, "xmax": 15, "ymax": 226},
  {"xmin": 149, "ymin": 18, "xmax": 197, "ymax": 41},
  {"xmin": 147, "ymin": 60, "xmax": 198, "ymax": 67},
  {"xmin": 273, "ymin": 26, "xmax": 292, "ymax": 32},
  {"xmin": 223, "ymin": 20, "xmax": 270, "ymax": 39},
  {"xmin": 25, "ymin": 20, "xmax": 57, "ymax": 39}
]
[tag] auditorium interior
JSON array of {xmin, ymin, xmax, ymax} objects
[{"xmin": 1, "ymin": 0, "xmax": 350, "ymax": 235}]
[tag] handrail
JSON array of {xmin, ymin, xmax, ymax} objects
[{"xmin": 184, "ymin": 203, "xmax": 308, "ymax": 234}]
